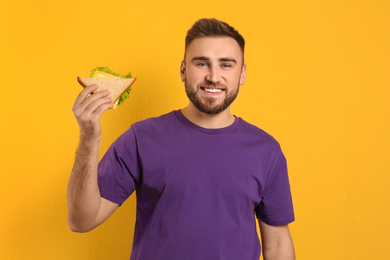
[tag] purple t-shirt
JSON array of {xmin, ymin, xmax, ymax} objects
[{"xmin": 98, "ymin": 110, "xmax": 294, "ymax": 260}]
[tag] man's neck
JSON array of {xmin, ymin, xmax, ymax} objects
[{"xmin": 180, "ymin": 105, "xmax": 235, "ymax": 129}]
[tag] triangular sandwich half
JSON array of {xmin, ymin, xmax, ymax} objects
[{"xmin": 77, "ymin": 77, "xmax": 136, "ymax": 109}]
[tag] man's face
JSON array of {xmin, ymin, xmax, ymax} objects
[{"xmin": 180, "ymin": 37, "xmax": 246, "ymax": 115}]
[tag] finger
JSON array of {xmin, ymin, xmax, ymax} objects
[
  {"xmin": 81, "ymin": 89, "xmax": 110, "ymax": 107},
  {"xmin": 91, "ymin": 101, "xmax": 114, "ymax": 119},
  {"xmin": 73, "ymin": 85, "xmax": 99, "ymax": 114},
  {"xmin": 76, "ymin": 97, "xmax": 112, "ymax": 131},
  {"xmin": 84, "ymin": 96, "xmax": 113, "ymax": 116},
  {"xmin": 75, "ymin": 89, "xmax": 111, "ymax": 116},
  {"xmin": 75, "ymin": 84, "xmax": 99, "ymax": 105}
]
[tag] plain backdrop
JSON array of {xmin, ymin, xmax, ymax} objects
[{"xmin": 1, "ymin": 0, "xmax": 389, "ymax": 259}]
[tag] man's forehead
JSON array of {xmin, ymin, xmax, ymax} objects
[{"xmin": 185, "ymin": 37, "xmax": 243, "ymax": 61}]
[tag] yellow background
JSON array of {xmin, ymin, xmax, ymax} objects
[{"xmin": 1, "ymin": 0, "xmax": 389, "ymax": 259}]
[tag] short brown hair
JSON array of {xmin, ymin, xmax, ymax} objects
[{"xmin": 184, "ymin": 18, "xmax": 245, "ymax": 60}]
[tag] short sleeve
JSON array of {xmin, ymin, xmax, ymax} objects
[
  {"xmin": 98, "ymin": 128, "xmax": 141, "ymax": 205},
  {"xmin": 255, "ymin": 151, "xmax": 295, "ymax": 225}
]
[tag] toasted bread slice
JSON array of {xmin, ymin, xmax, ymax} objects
[{"xmin": 77, "ymin": 77, "xmax": 136, "ymax": 107}]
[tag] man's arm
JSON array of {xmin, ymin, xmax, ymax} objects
[
  {"xmin": 259, "ymin": 220, "xmax": 295, "ymax": 260},
  {"xmin": 67, "ymin": 84, "xmax": 118, "ymax": 232}
]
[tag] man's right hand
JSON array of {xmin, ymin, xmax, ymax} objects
[{"xmin": 72, "ymin": 84, "xmax": 113, "ymax": 142}]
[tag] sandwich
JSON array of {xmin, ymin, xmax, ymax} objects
[{"xmin": 77, "ymin": 67, "xmax": 136, "ymax": 109}]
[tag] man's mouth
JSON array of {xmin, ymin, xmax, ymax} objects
[{"xmin": 201, "ymin": 87, "xmax": 223, "ymax": 93}]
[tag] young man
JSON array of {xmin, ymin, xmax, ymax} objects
[{"xmin": 68, "ymin": 18, "xmax": 295, "ymax": 260}]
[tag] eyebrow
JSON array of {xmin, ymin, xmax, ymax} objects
[
  {"xmin": 192, "ymin": 56, "xmax": 209, "ymax": 62},
  {"xmin": 191, "ymin": 56, "xmax": 237, "ymax": 63},
  {"xmin": 219, "ymin": 58, "xmax": 237, "ymax": 63}
]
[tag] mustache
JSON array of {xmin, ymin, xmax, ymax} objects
[{"xmin": 199, "ymin": 82, "xmax": 225, "ymax": 89}]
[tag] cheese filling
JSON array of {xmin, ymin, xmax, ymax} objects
[{"xmin": 92, "ymin": 71, "xmax": 118, "ymax": 79}]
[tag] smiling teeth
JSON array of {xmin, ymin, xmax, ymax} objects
[{"xmin": 204, "ymin": 88, "xmax": 222, "ymax": 93}]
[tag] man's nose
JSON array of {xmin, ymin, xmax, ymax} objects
[{"xmin": 206, "ymin": 66, "xmax": 221, "ymax": 83}]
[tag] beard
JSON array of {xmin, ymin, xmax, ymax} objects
[{"xmin": 185, "ymin": 81, "xmax": 240, "ymax": 115}]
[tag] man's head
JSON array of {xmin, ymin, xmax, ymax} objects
[
  {"xmin": 184, "ymin": 18, "xmax": 245, "ymax": 64},
  {"xmin": 181, "ymin": 18, "xmax": 246, "ymax": 115}
]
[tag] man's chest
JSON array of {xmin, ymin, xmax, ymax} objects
[{"xmin": 135, "ymin": 134, "xmax": 269, "ymax": 214}]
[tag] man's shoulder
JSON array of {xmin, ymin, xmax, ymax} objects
[
  {"xmin": 131, "ymin": 110, "xmax": 177, "ymax": 132},
  {"xmin": 237, "ymin": 118, "xmax": 281, "ymax": 148},
  {"xmin": 116, "ymin": 111, "xmax": 177, "ymax": 143}
]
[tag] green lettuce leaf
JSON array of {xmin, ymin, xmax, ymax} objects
[{"xmin": 90, "ymin": 66, "xmax": 133, "ymax": 105}]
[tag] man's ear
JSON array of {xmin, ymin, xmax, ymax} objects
[
  {"xmin": 240, "ymin": 64, "xmax": 247, "ymax": 86},
  {"xmin": 180, "ymin": 61, "xmax": 186, "ymax": 82}
]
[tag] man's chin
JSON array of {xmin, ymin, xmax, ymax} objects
[
  {"xmin": 185, "ymin": 83, "xmax": 238, "ymax": 115},
  {"xmin": 193, "ymin": 101, "xmax": 229, "ymax": 115}
]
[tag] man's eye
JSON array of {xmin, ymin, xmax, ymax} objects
[
  {"xmin": 197, "ymin": 62, "xmax": 207, "ymax": 67},
  {"xmin": 221, "ymin": 63, "xmax": 232, "ymax": 68}
]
